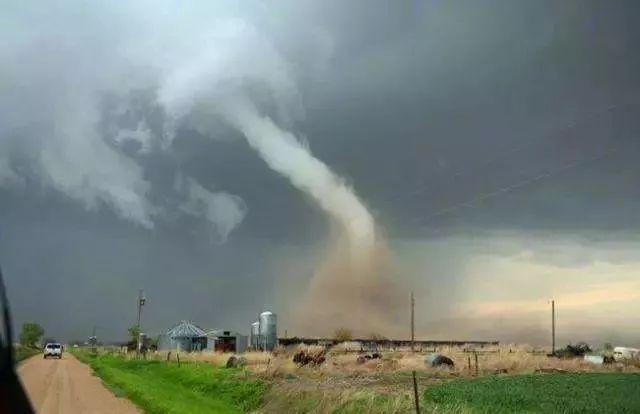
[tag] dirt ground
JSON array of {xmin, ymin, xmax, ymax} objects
[{"xmin": 18, "ymin": 353, "xmax": 139, "ymax": 414}]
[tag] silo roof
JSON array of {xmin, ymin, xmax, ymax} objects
[{"xmin": 167, "ymin": 320, "xmax": 206, "ymax": 338}]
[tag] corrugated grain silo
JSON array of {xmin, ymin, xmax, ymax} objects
[
  {"xmin": 250, "ymin": 321, "xmax": 260, "ymax": 349},
  {"xmin": 259, "ymin": 311, "xmax": 277, "ymax": 351}
]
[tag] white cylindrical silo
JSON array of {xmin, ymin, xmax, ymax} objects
[
  {"xmin": 259, "ymin": 311, "xmax": 277, "ymax": 351},
  {"xmin": 250, "ymin": 321, "xmax": 260, "ymax": 349}
]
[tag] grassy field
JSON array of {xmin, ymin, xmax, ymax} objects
[
  {"xmin": 72, "ymin": 347, "xmax": 640, "ymax": 413},
  {"xmin": 259, "ymin": 383, "xmax": 415, "ymax": 413},
  {"xmin": 423, "ymin": 373, "xmax": 640, "ymax": 414},
  {"xmin": 73, "ymin": 351, "xmax": 266, "ymax": 414}
]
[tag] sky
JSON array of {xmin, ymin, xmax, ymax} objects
[{"xmin": 1, "ymin": 0, "xmax": 639, "ymax": 346}]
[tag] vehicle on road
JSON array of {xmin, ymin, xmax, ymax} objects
[{"xmin": 43, "ymin": 343, "xmax": 62, "ymax": 359}]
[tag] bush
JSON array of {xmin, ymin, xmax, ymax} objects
[{"xmin": 334, "ymin": 328, "xmax": 353, "ymax": 342}]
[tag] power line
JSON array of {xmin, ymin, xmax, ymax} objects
[
  {"xmin": 407, "ymin": 103, "xmax": 623, "ymax": 200},
  {"xmin": 412, "ymin": 146, "xmax": 620, "ymax": 225}
]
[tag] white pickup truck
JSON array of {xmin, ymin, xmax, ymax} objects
[{"xmin": 43, "ymin": 343, "xmax": 63, "ymax": 359}]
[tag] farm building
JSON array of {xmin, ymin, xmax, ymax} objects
[
  {"xmin": 206, "ymin": 329, "xmax": 248, "ymax": 353},
  {"xmin": 158, "ymin": 320, "xmax": 207, "ymax": 352}
]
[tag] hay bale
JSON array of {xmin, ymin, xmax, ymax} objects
[
  {"xmin": 225, "ymin": 355, "xmax": 247, "ymax": 368},
  {"xmin": 356, "ymin": 353, "xmax": 381, "ymax": 364},
  {"xmin": 226, "ymin": 355, "xmax": 244, "ymax": 368},
  {"xmin": 425, "ymin": 354, "xmax": 455, "ymax": 368},
  {"xmin": 293, "ymin": 349, "xmax": 326, "ymax": 366},
  {"xmin": 226, "ymin": 355, "xmax": 237, "ymax": 368}
]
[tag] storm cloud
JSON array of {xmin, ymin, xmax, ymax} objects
[{"xmin": 1, "ymin": 0, "xmax": 639, "ymax": 345}]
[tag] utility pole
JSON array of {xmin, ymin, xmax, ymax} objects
[
  {"xmin": 410, "ymin": 291, "xmax": 415, "ymax": 352},
  {"xmin": 137, "ymin": 289, "xmax": 146, "ymax": 353},
  {"xmin": 551, "ymin": 299, "xmax": 556, "ymax": 355},
  {"xmin": 89, "ymin": 325, "xmax": 98, "ymax": 354}
]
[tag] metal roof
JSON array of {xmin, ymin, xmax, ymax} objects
[{"xmin": 167, "ymin": 320, "xmax": 206, "ymax": 338}]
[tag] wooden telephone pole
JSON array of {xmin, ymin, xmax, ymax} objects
[
  {"xmin": 410, "ymin": 291, "xmax": 415, "ymax": 352},
  {"xmin": 551, "ymin": 299, "xmax": 556, "ymax": 355},
  {"xmin": 137, "ymin": 289, "xmax": 146, "ymax": 353}
]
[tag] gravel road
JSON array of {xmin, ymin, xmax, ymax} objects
[{"xmin": 18, "ymin": 353, "xmax": 139, "ymax": 414}]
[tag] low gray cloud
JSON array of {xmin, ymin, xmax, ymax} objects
[{"xmin": 1, "ymin": 0, "xmax": 639, "ymax": 344}]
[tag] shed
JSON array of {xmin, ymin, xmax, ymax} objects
[
  {"xmin": 206, "ymin": 329, "xmax": 248, "ymax": 353},
  {"xmin": 159, "ymin": 320, "xmax": 207, "ymax": 352}
]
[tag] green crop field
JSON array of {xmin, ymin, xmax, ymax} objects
[
  {"xmin": 423, "ymin": 373, "xmax": 640, "ymax": 414},
  {"xmin": 73, "ymin": 351, "xmax": 266, "ymax": 414}
]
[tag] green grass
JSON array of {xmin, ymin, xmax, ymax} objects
[
  {"xmin": 260, "ymin": 387, "xmax": 414, "ymax": 414},
  {"xmin": 14, "ymin": 346, "xmax": 40, "ymax": 363},
  {"xmin": 332, "ymin": 393, "xmax": 413, "ymax": 413},
  {"xmin": 73, "ymin": 351, "xmax": 266, "ymax": 414},
  {"xmin": 423, "ymin": 373, "xmax": 640, "ymax": 414}
]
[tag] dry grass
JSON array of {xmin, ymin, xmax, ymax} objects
[{"xmin": 150, "ymin": 343, "xmax": 639, "ymax": 380}]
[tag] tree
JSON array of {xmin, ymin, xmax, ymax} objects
[
  {"xmin": 334, "ymin": 327, "xmax": 353, "ymax": 342},
  {"xmin": 127, "ymin": 325, "xmax": 140, "ymax": 344},
  {"xmin": 19, "ymin": 322, "xmax": 44, "ymax": 348},
  {"xmin": 369, "ymin": 333, "xmax": 387, "ymax": 341},
  {"xmin": 148, "ymin": 335, "xmax": 159, "ymax": 351}
]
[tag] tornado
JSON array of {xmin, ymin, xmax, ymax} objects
[
  {"xmin": 157, "ymin": 20, "xmax": 403, "ymax": 337},
  {"xmin": 220, "ymin": 98, "xmax": 375, "ymax": 254}
]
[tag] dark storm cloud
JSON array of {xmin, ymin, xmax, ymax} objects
[
  {"xmin": 1, "ymin": 0, "xmax": 639, "ymax": 342},
  {"xmin": 294, "ymin": 0, "xmax": 640, "ymax": 238}
]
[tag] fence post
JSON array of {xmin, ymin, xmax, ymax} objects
[
  {"xmin": 467, "ymin": 356, "xmax": 471, "ymax": 373},
  {"xmin": 177, "ymin": 353, "xmax": 181, "ymax": 368},
  {"xmin": 412, "ymin": 370, "xmax": 421, "ymax": 414},
  {"xmin": 474, "ymin": 352, "xmax": 479, "ymax": 376}
]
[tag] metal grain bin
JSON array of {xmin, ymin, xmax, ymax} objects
[
  {"xmin": 250, "ymin": 321, "xmax": 260, "ymax": 349},
  {"xmin": 259, "ymin": 311, "xmax": 277, "ymax": 351}
]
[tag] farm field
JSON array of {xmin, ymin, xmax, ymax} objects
[
  {"xmin": 72, "ymin": 347, "xmax": 640, "ymax": 413},
  {"xmin": 423, "ymin": 373, "xmax": 640, "ymax": 414}
]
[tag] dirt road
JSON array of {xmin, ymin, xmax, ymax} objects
[{"xmin": 18, "ymin": 353, "xmax": 139, "ymax": 414}]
